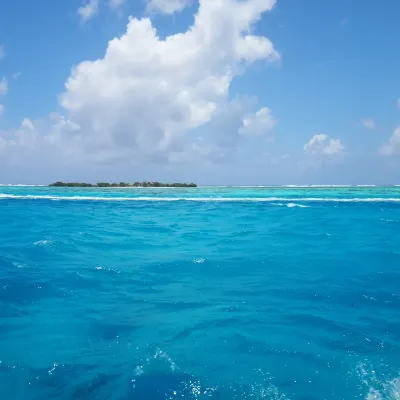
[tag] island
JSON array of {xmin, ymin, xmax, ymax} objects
[{"xmin": 49, "ymin": 181, "xmax": 197, "ymax": 188}]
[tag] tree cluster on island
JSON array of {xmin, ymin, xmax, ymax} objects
[{"xmin": 49, "ymin": 181, "xmax": 197, "ymax": 188}]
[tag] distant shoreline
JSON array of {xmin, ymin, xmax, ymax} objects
[
  {"xmin": 1, "ymin": 184, "xmax": 400, "ymax": 188},
  {"xmin": 48, "ymin": 181, "xmax": 197, "ymax": 188}
]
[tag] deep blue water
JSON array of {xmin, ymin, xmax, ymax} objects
[{"xmin": 1, "ymin": 186, "xmax": 400, "ymax": 399}]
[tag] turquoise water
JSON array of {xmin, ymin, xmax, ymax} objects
[{"xmin": 1, "ymin": 186, "xmax": 400, "ymax": 399}]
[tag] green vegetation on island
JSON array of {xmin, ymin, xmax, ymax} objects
[{"xmin": 49, "ymin": 181, "xmax": 197, "ymax": 188}]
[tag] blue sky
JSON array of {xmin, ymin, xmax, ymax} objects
[{"xmin": 0, "ymin": 0, "xmax": 399, "ymax": 184}]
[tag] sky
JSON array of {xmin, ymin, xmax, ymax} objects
[{"xmin": 0, "ymin": 0, "xmax": 399, "ymax": 185}]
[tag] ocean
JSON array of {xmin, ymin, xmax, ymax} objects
[{"xmin": 0, "ymin": 186, "xmax": 399, "ymax": 399}]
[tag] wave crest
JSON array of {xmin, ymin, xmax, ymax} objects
[{"xmin": 1, "ymin": 194, "xmax": 400, "ymax": 203}]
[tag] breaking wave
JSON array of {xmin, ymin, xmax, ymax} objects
[
  {"xmin": 1, "ymin": 194, "xmax": 400, "ymax": 202},
  {"xmin": 358, "ymin": 363, "xmax": 400, "ymax": 400}
]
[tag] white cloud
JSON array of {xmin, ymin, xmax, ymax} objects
[
  {"xmin": 0, "ymin": 45, "xmax": 5, "ymax": 60},
  {"xmin": 0, "ymin": 114, "xmax": 84, "ymax": 175},
  {"xmin": 12, "ymin": 72, "xmax": 21, "ymax": 81},
  {"xmin": 59, "ymin": 0, "xmax": 278, "ymax": 163},
  {"xmin": 239, "ymin": 107, "xmax": 276, "ymax": 136},
  {"xmin": 0, "ymin": 104, "xmax": 4, "ymax": 117},
  {"xmin": 21, "ymin": 118, "xmax": 34, "ymax": 131},
  {"xmin": 169, "ymin": 99, "xmax": 266, "ymax": 165},
  {"xmin": 381, "ymin": 126, "xmax": 400, "ymax": 156},
  {"xmin": 0, "ymin": 77, "xmax": 8, "ymax": 96},
  {"xmin": 147, "ymin": 0, "xmax": 191, "ymax": 14},
  {"xmin": 304, "ymin": 134, "xmax": 344, "ymax": 156},
  {"xmin": 361, "ymin": 118, "xmax": 376, "ymax": 130},
  {"xmin": 1, "ymin": 0, "xmax": 279, "ymax": 181},
  {"xmin": 109, "ymin": 0, "xmax": 126, "ymax": 7},
  {"xmin": 78, "ymin": 0, "xmax": 99, "ymax": 21}
]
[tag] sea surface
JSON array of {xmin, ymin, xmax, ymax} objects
[{"xmin": 1, "ymin": 186, "xmax": 400, "ymax": 400}]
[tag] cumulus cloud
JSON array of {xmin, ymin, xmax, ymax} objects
[
  {"xmin": 0, "ymin": 45, "xmax": 5, "ymax": 60},
  {"xmin": 0, "ymin": 104, "xmax": 4, "ymax": 117},
  {"xmin": 239, "ymin": 107, "xmax": 276, "ymax": 136},
  {"xmin": 1, "ymin": 0, "xmax": 279, "ymax": 181},
  {"xmin": 60, "ymin": 0, "xmax": 278, "ymax": 162},
  {"xmin": 304, "ymin": 134, "xmax": 344, "ymax": 156},
  {"xmin": 147, "ymin": 0, "xmax": 191, "ymax": 14},
  {"xmin": 361, "ymin": 118, "xmax": 376, "ymax": 130},
  {"xmin": 21, "ymin": 118, "xmax": 34, "ymax": 131},
  {"xmin": 168, "ymin": 99, "xmax": 268, "ymax": 165},
  {"xmin": 381, "ymin": 127, "xmax": 400, "ymax": 156},
  {"xmin": 78, "ymin": 0, "xmax": 99, "ymax": 21},
  {"xmin": 0, "ymin": 77, "xmax": 8, "ymax": 96},
  {"xmin": 0, "ymin": 114, "xmax": 93, "ymax": 184},
  {"xmin": 0, "ymin": 114, "xmax": 82, "ymax": 166}
]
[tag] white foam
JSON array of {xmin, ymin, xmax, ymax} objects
[
  {"xmin": 12, "ymin": 262, "xmax": 27, "ymax": 269},
  {"xmin": 283, "ymin": 184, "xmax": 353, "ymax": 188},
  {"xmin": 94, "ymin": 266, "xmax": 120, "ymax": 274},
  {"xmin": 283, "ymin": 185, "xmax": 310, "ymax": 188},
  {"xmin": 316, "ymin": 184, "xmax": 352, "ymax": 187},
  {"xmin": 286, "ymin": 203, "xmax": 311, "ymax": 208},
  {"xmin": 34, "ymin": 240, "xmax": 53, "ymax": 247},
  {"xmin": 1, "ymin": 193, "xmax": 400, "ymax": 202},
  {"xmin": 359, "ymin": 364, "xmax": 400, "ymax": 400},
  {"xmin": 272, "ymin": 202, "xmax": 310, "ymax": 208},
  {"xmin": 366, "ymin": 377, "xmax": 400, "ymax": 399}
]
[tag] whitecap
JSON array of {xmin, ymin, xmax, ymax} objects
[
  {"xmin": 311, "ymin": 184, "xmax": 353, "ymax": 187},
  {"xmin": 283, "ymin": 185, "xmax": 311, "ymax": 187},
  {"xmin": 94, "ymin": 266, "xmax": 120, "ymax": 274},
  {"xmin": 1, "ymin": 194, "xmax": 400, "ymax": 203},
  {"xmin": 272, "ymin": 202, "xmax": 310, "ymax": 208},
  {"xmin": 358, "ymin": 363, "xmax": 400, "ymax": 400},
  {"xmin": 365, "ymin": 377, "xmax": 400, "ymax": 400},
  {"xmin": 12, "ymin": 262, "xmax": 27, "ymax": 269},
  {"xmin": 34, "ymin": 240, "xmax": 53, "ymax": 247},
  {"xmin": 286, "ymin": 203, "xmax": 310, "ymax": 208}
]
